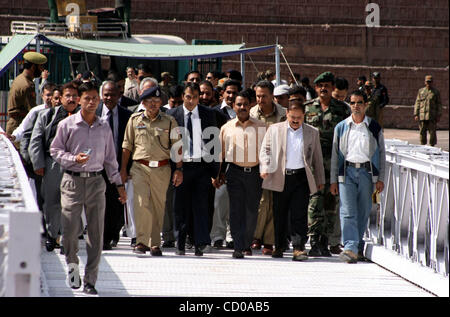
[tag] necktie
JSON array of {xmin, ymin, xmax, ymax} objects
[
  {"xmin": 108, "ymin": 110, "xmax": 114, "ymax": 132},
  {"xmin": 108, "ymin": 110, "xmax": 117, "ymax": 152},
  {"xmin": 187, "ymin": 111, "xmax": 193, "ymax": 157}
]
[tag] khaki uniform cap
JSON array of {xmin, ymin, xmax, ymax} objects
[{"xmin": 23, "ymin": 52, "xmax": 47, "ymax": 65}]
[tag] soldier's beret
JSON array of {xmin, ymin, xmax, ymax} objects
[
  {"xmin": 313, "ymin": 71, "xmax": 335, "ymax": 84},
  {"xmin": 425, "ymin": 75, "xmax": 433, "ymax": 82},
  {"xmin": 140, "ymin": 86, "xmax": 161, "ymax": 102},
  {"xmin": 23, "ymin": 52, "xmax": 47, "ymax": 65}
]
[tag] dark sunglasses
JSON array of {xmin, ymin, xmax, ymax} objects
[{"xmin": 350, "ymin": 101, "xmax": 364, "ymax": 105}]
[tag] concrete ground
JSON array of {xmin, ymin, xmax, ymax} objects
[{"xmin": 383, "ymin": 129, "xmax": 449, "ymax": 151}]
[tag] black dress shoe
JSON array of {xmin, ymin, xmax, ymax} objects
[
  {"xmin": 194, "ymin": 248, "xmax": 203, "ymax": 256},
  {"xmin": 83, "ymin": 283, "xmax": 98, "ymax": 295},
  {"xmin": 130, "ymin": 238, "xmax": 136, "ymax": 248},
  {"xmin": 213, "ymin": 240, "xmax": 223, "ymax": 248},
  {"xmin": 175, "ymin": 249, "xmax": 185, "ymax": 255},
  {"xmin": 150, "ymin": 247, "xmax": 163, "ymax": 256},
  {"xmin": 271, "ymin": 249, "xmax": 283, "ymax": 258},
  {"xmin": 162, "ymin": 241, "xmax": 175, "ymax": 248},
  {"xmin": 111, "ymin": 240, "xmax": 118, "ymax": 248},
  {"xmin": 103, "ymin": 243, "xmax": 112, "ymax": 251},
  {"xmin": 45, "ymin": 237, "xmax": 56, "ymax": 252},
  {"xmin": 232, "ymin": 250, "xmax": 244, "ymax": 259},
  {"xmin": 308, "ymin": 245, "xmax": 322, "ymax": 257}
]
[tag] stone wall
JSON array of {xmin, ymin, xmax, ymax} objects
[{"xmin": 2, "ymin": 0, "xmax": 447, "ymax": 27}]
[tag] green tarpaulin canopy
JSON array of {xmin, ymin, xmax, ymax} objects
[{"xmin": 0, "ymin": 33, "xmax": 275, "ymax": 76}]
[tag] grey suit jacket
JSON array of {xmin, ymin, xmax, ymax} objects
[
  {"xmin": 259, "ymin": 121, "xmax": 325, "ymax": 194},
  {"xmin": 29, "ymin": 106, "xmax": 61, "ymax": 170}
]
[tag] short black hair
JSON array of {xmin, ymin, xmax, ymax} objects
[
  {"xmin": 199, "ymin": 80, "xmax": 214, "ymax": 90},
  {"xmin": 78, "ymin": 81, "xmax": 99, "ymax": 96},
  {"xmin": 222, "ymin": 79, "xmax": 241, "ymax": 91},
  {"xmin": 228, "ymin": 70, "xmax": 242, "ymax": 82},
  {"xmin": 42, "ymin": 82, "xmax": 56, "ymax": 93},
  {"xmin": 358, "ymin": 75, "xmax": 367, "ymax": 82},
  {"xmin": 349, "ymin": 89, "xmax": 368, "ymax": 102},
  {"xmin": 183, "ymin": 82, "xmax": 200, "ymax": 94},
  {"xmin": 82, "ymin": 71, "xmax": 92, "ymax": 80},
  {"xmin": 243, "ymin": 88, "xmax": 256, "ymax": 103},
  {"xmin": 137, "ymin": 64, "xmax": 152, "ymax": 74},
  {"xmin": 288, "ymin": 85, "xmax": 306, "ymax": 98},
  {"xmin": 287, "ymin": 99, "xmax": 305, "ymax": 113},
  {"xmin": 255, "ymin": 80, "xmax": 274, "ymax": 94},
  {"xmin": 62, "ymin": 81, "xmax": 80, "ymax": 95},
  {"xmin": 184, "ymin": 70, "xmax": 202, "ymax": 81},
  {"xmin": 301, "ymin": 77, "xmax": 310, "ymax": 85},
  {"xmin": 235, "ymin": 90, "xmax": 251, "ymax": 103},
  {"xmin": 335, "ymin": 77, "xmax": 349, "ymax": 90},
  {"xmin": 168, "ymin": 85, "xmax": 184, "ymax": 98}
]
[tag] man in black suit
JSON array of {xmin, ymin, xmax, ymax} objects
[
  {"xmin": 210, "ymin": 79, "xmax": 240, "ymax": 248},
  {"xmin": 97, "ymin": 81, "xmax": 133, "ymax": 250},
  {"xmin": 167, "ymin": 82, "xmax": 220, "ymax": 256}
]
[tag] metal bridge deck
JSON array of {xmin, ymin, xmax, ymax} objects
[{"xmin": 40, "ymin": 237, "xmax": 434, "ymax": 297}]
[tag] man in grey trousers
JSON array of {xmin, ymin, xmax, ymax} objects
[{"xmin": 50, "ymin": 81, "xmax": 126, "ymax": 295}]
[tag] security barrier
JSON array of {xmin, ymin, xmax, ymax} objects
[
  {"xmin": 0, "ymin": 129, "xmax": 41, "ymax": 297},
  {"xmin": 366, "ymin": 139, "xmax": 449, "ymax": 296}
]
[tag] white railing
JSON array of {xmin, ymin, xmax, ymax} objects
[
  {"xmin": 366, "ymin": 139, "xmax": 449, "ymax": 296},
  {"xmin": 0, "ymin": 129, "xmax": 41, "ymax": 297},
  {"xmin": 11, "ymin": 21, "xmax": 128, "ymax": 39}
]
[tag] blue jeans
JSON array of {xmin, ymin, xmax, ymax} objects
[{"xmin": 339, "ymin": 166, "xmax": 373, "ymax": 254}]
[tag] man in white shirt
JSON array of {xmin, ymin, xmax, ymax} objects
[
  {"xmin": 260, "ymin": 100, "xmax": 325, "ymax": 261},
  {"xmin": 330, "ymin": 90, "xmax": 385, "ymax": 263}
]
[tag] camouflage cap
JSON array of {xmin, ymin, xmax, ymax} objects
[
  {"xmin": 313, "ymin": 71, "xmax": 335, "ymax": 84},
  {"xmin": 425, "ymin": 75, "xmax": 433, "ymax": 82},
  {"xmin": 23, "ymin": 52, "xmax": 47, "ymax": 65}
]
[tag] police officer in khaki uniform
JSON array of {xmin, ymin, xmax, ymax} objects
[
  {"xmin": 121, "ymin": 87, "xmax": 183, "ymax": 256},
  {"xmin": 414, "ymin": 75, "xmax": 442, "ymax": 146},
  {"xmin": 304, "ymin": 71, "xmax": 351, "ymax": 257},
  {"xmin": 6, "ymin": 52, "xmax": 47, "ymax": 137}
]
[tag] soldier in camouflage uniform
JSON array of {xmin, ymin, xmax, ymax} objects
[
  {"xmin": 364, "ymin": 81, "xmax": 382, "ymax": 123},
  {"xmin": 414, "ymin": 75, "xmax": 442, "ymax": 146},
  {"xmin": 304, "ymin": 72, "xmax": 351, "ymax": 256}
]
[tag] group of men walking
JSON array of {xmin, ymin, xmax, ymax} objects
[{"xmin": 2, "ymin": 50, "xmax": 442, "ymax": 295}]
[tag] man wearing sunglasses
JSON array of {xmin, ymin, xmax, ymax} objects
[{"xmin": 330, "ymin": 90, "xmax": 385, "ymax": 263}]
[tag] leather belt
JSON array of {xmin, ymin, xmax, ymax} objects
[
  {"xmin": 65, "ymin": 170, "xmax": 102, "ymax": 178},
  {"xmin": 230, "ymin": 163, "xmax": 259, "ymax": 173},
  {"xmin": 136, "ymin": 159, "xmax": 169, "ymax": 168},
  {"xmin": 285, "ymin": 168, "xmax": 305, "ymax": 175},
  {"xmin": 346, "ymin": 161, "xmax": 371, "ymax": 169}
]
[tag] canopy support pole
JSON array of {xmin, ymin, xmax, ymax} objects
[
  {"xmin": 275, "ymin": 39, "xmax": 281, "ymax": 86},
  {"xmin": 35, "ymin": 37, "xmax": 41, "ymax": 104},
  {"xmin": 240, "ymin": 42, "xmax": 245, "ymax": 89}
]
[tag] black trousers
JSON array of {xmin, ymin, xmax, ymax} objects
[
  {"xmin": 103, "ymin": 173, "xmax": 124, "ymax": 245},
  {"xmin": 273, "ymin": 169, "xmax": 310, "ymax": 250},
  {"xmin": 173, "ymin": 162, "xmax": 211, "ymax": 249},
  {"xmin": 226, "ymin": 164, "xmax": 263, "ymax": 251}
]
